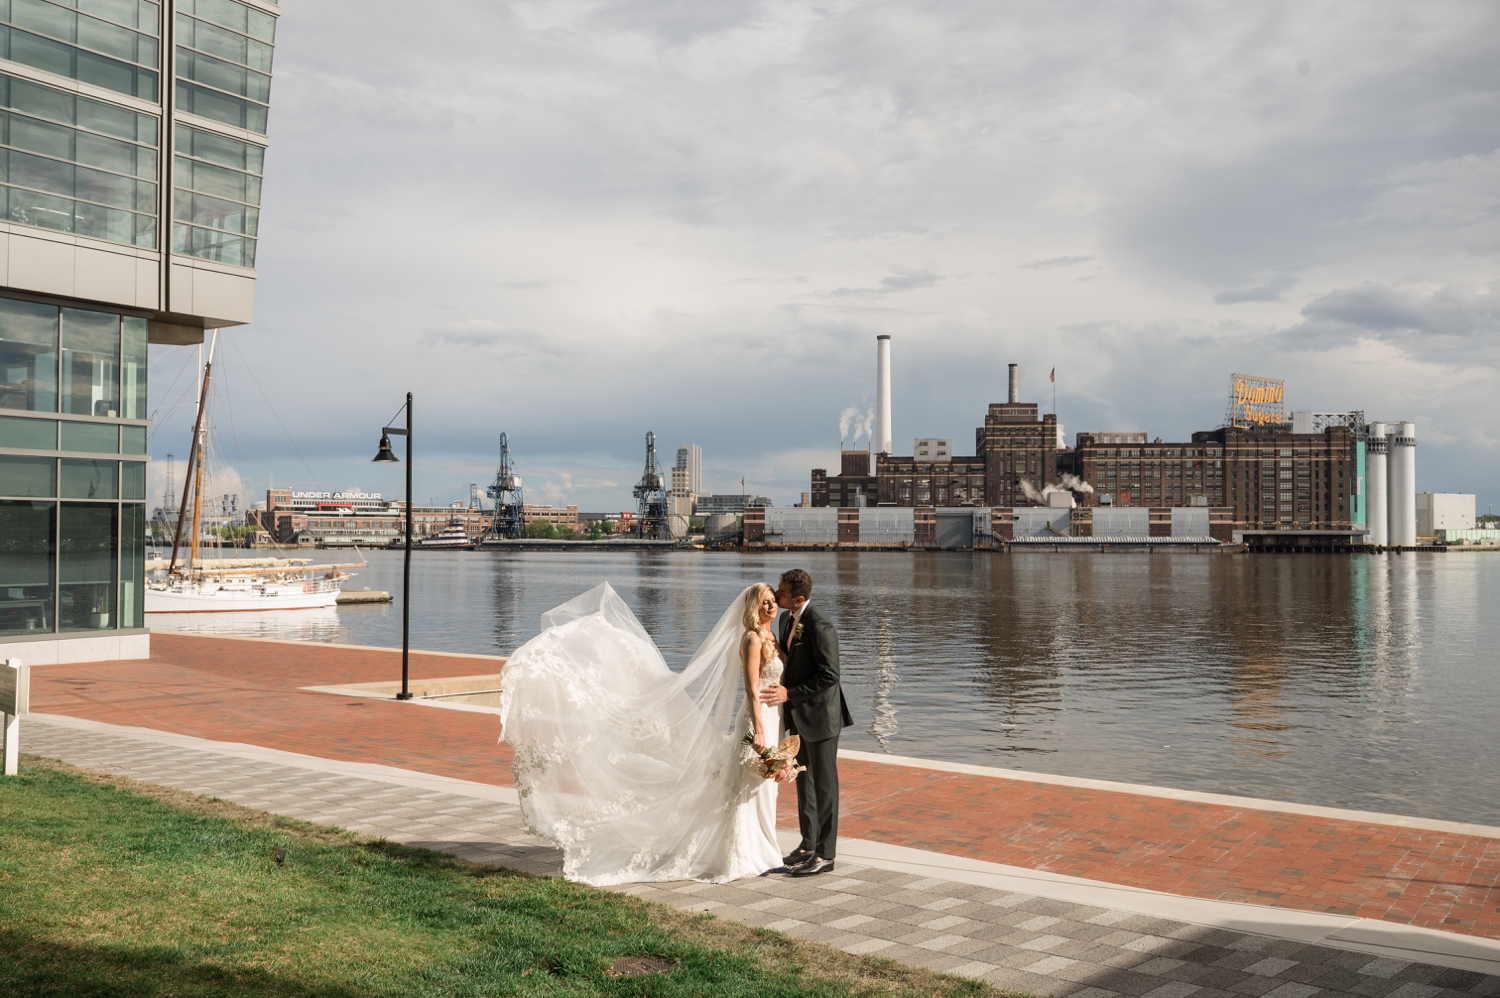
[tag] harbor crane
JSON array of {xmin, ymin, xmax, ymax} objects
[
  {"xmin": 633, "ymin": 431, "xmax": 668, "ymax": 539},
  {"xmin": 483, "ymin": 432, "xmax": 524, "ymax": 541}
]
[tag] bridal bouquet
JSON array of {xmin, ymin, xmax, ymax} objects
[{"xmin": 743, "ymin": 732, "xmax": 806, "ymax": 780}]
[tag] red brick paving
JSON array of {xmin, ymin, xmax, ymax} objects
[{"xmin": 32, "ymin": 633, "xmax": 1500, "ymax": 940}]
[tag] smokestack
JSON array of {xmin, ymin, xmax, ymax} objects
[
  {"xmin": 875, "ymin": 335, "xmax": 892, "ymax": 455},
  {"xmin": 1389, "ymin": 422, "xmax": 1416, "ymax": 547},
  {"xmin": 1008, "ymin": 363, "xmax": 1018, "ymax": 404},
  {"xmin": 1366, "ymin": 422, "xmax": 1388, "ymax": 546}
]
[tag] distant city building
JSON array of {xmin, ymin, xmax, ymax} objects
[
  {"xmin": 521, "ymin": 504, "xmax": 579, "ymax": 528},
  {"xmin": 695, "ymin": 494, "xmax": 772, "ymax": 516},
  {"xmin": 671, "ymin": 444, "xmax": 702, "ymax": 498},
  {"xmin": 1416, "ymin": 493, "xmax": 1474, "ymax": 535}
]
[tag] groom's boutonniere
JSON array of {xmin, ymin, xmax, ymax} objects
[{"xmin": 793, "ymin": 623, "xmax": 805, "ymax": 643}]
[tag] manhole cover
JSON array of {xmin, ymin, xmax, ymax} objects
[{"xmin": 609, "ymin": 956, "xmax": 677, "ymax": 977}]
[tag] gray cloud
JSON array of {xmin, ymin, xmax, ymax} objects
[
  {"xmin": 1215, "ymin": 275, "xmax": 1298, "ymax": 303},
  {"xmin": 166, "ymin": 0, "xmax": 1500, "ymax": 514},
  {"xmin": 1019, "ymin": 256, "xmax": 1094, "ymax": 270}
]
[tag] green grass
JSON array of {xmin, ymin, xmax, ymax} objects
[{"xmin": 0, "ymin": 757, "xmax": 1004, "ymax": 998}]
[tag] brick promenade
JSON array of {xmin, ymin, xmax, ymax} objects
[{"xmin": 28, "ymin": 633, "xmax": 1500, "ymax": 944}]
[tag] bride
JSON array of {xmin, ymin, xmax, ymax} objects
[{"xmin": 499, "ymin": 581, "xmax": 795, "ymax": 885}]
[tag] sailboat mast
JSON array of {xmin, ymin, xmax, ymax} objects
[{"xmin": 167, "ymin": 332, "xmax": 218, "ymax": 577}]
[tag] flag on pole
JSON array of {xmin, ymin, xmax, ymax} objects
[{"xmin": 1050, "ymin": 367, "xmax": 1055, "ymax": 383}]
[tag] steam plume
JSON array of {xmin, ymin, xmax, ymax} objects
[{"xmin": 839, "ymin": 405, "xmax": 860, "ymax": 442}]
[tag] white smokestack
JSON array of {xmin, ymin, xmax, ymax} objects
[
  {"xmin": 1389, "ymin": 421, "xmax": 1416, "ymax": 547},
  {"xmin": 1366, "ymin": 422, "xmax": 1388, "ymax": 546},
  {"xmin": 1008, "ymin": 363, "xmax": 1019, "ymax": 404},
  {"xmin": 875, "ymin": 335, "xmax": 892, "ymax": 455}
]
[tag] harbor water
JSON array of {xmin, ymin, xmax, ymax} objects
[{"xmin": 149, "ymin": 549, "xmax": 1500, "ymax": 826}]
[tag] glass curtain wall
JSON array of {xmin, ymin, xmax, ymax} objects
[
  {"xmin": 173, "ymin": 123, "xmax": 261, "ymax": 266},
  {"xmin": 174, "ymin": 0, "xmax": 273, "ymax": 135},
  {"xmin": 0, "ymin": 295, "xmax": 147, "ymax": 638},
  {"xmin": 0, "ymin": 72, "xmax": 160, "ymax": 248},
  {"xmin": 0, "ymin": 0, "xmax": 162, "ymax": 100}
]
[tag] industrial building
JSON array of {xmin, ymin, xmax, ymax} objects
[
  {"xmin": 0, "ymin": 0, "xmax": 282, "ymax": 664},
  {"xmin": 806, "ymin": 345, "xmax": 1428, "ymax": 551}
]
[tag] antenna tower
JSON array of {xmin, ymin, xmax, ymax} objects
[
  {"xmin": 633, "ymin": 431, "xmax": 668, "ymax": 538},
  {"xmin": 483, "ymin": 433, "xmax": 524, "ymax": 540}
]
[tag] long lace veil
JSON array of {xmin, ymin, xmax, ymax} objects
[{"xmin": 499, "ymin": 582, "xmax": 756, "ymax": 884}]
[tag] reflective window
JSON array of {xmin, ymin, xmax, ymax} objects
[
  {"xmin": 120, "ymin": 423, "xmax": 145, "ymax": 453},
  {"xmin": 0, "ymin": 74, "xmax": 160, "ymax": 248},
  {"xmin": 174, "ymin": 0, "xmax": 274, "ymax": 135},
  {"xmin": 0, "ymin": 297, "xmax": 58, "ymax": 411},
  {"xmin": 61, "ymin": 418, "xmax": 117, "ymax": 452},
  {"xmin": 61, "ymin": 456, "xmax": 117, "ymax": 497},
  {"xmin": 0, "ymin": 413, "xmax": 55, "ymax": 447},
  {"xmin": 61, "ymin": 308, "xmax": 120, "ymax": 416},
  {"xmin": 0, "ymin": 453, "xmax": 56, "ymax": 495},
  {"xmin": 121, "ymin": 458, "xmax": 144, "ymax": 498},
  {"xmin": 59, "ymin": 501, "xmax": 116, "ymax": 631},
  {"xmin": 120, "ymin": 500, "xmax": 142, "ymax": 627},
  {"xmin": 122, "ymin": 315, "xmax": 146, "ymax": 416},
  {"xmin": 0, "ymin": 0, "xmax": 160, "ymax": 100},
  {"xmin": 0, "ymin": 498, "xmax": 55, "ymax": 635},
  {"xmin": 173, "ymin": 123, "xmax": 262, "ymax": 267}
]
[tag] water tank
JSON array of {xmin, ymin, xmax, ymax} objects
[
  {"xmin": 1365, "ymin": 423, "xmax": 1388, "ymax": 546},
  {"xmin": 1388, "ymin": 421, "xmax": 1416, "ymax": 547}
]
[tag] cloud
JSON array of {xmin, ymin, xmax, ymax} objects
[
  {"xmin": 1019, "ymin": 256, "xmax": 1094, "ymax": 271},
  {"xmin": 1284, "ymin": 281, "xmax": 1500, "ymax": 350},
  {"xmin": 825, "ymin": 267, "xmax": 945, "ymax": 299},
  {"xmin": 1215, "ymin": 275, "xmax": 1298, "ymax": 304}
]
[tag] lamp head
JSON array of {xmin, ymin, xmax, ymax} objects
[{"xmin": 372, "ymin": 433, "xmax": 399, "ymax": 462}]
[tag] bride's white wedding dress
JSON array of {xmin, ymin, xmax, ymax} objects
[{"xmin": 499, "ymin": 583, "xmax": 784, "ymax": 886}]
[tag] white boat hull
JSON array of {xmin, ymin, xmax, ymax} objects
[{"xmin": 145, "ymin": 578, "xmax": 345, "ymax": 613}]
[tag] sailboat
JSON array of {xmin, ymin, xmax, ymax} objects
[{"xmin": 144, "ymin": 334, "xmax": 361, "ymax": 613}]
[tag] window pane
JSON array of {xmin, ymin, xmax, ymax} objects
[
  {"xmin": 8, "ymin": 187, "xmax": 75, "ymax": 232},
  {"xmin": 0, "ymin": 414, "xmax": 56, "ymax": 448},
  {"xmin": 9, "ymin": 114, "xmax": 73, "ymax": 159},
  {"xmin": 134, "ymin": 178, "xmax": 155, "ymax": 212},
  {"xmin": 245, "ymin": 101, "xmax": 265, "ymax": 134},
  {"xmin": 77, "ymin": 13, "xmax": 135, "ymax": 61},
  {"xmin": 75, "ymin": 93, "xmax": 137, "ymax": 140},
  {"xmin": 74, "ymin": 162, "xmax": 135, "ymax": 209},
  {"xmin": 194, "ymin": 0, "xmax": 247, "ymax": 33},
  {"xmin": 74, "ymin": 129, "xmax": 135, "ymax": 174},
  {"xmin": 75, "ymin": 199, "xmax": 134, "ymax": 243},
  {"xmin": 10, "ymin": 149, "xmax": 74, "ymax": 196},
  {"xmin": 76, "ymin": 48, "xmax": 137, "ymax": 94},
  {"xmin": 60, "ymin": 308, "xmax": 119, "ymax": 416},
  {"xmin": 184, "ymin": 157, "xmax": 243, "ymax": 200},
  {"xmin": 244, "ymin": 142, "xmax": 262, "ymax": 174},
  {"xmin": 122, "ymin": 316, "xmax": 145, "ymax": 420},
  {"xmin": 121, "ymin": 501, "xmax": 142, "ymax": 627},
  {"xmin": 9, "ymin": 77, "xmax": 75, "ymax": 125},
  {"xmin": 246, "ymin": 7, "xmax": 273, "ymax": 42},
  {"xmin": 135, "ymin": 145, "xmax": 156, "ymax": 178},
  {"xmin": 0, "ymin": 297, "xmax": 59, "ymax": 412},
  {"xmin": 80, "ymin": 0, "xmax": 140, "ymax": 29},
  {"xmin": 139, "ymin": 1, "xmax": 159, "ymax": 35},
  {"xmin": 180, "ymin": 190, "xmax": 247, "ymax": 231},
  {"xmin": 133, "ymin": 212, "xmax": 154, "ymax": 247},
  {"xmin": 183, "ymin": 47, "xmax": 246, "ymax": 97},
  {"xmin": 187, "ymin": 84, "xmax": 245, "ymax": 129},
  {"xmin": 186, "ymin": 125, "xmax": 247, "ymax": 169},
  {"xmin": 59, "ymin": 501, "xmax": 117, "ymax": 631},
  {"xmin": 0, "ymin": 454, "xmax": 56, "ymax": 496},
  {"xmin": 9, "ymin": 29, "xmax": 77, "ymax": 79},
  {"xmin": 245, "ymin": 36, "xmax": 270, "ymax": 71},
  {"xmin": 120, "ymin": 423, "xmax": 145, "ymax": 454},
  {"xmin": 60, "ymin": 419, "xmax": 117, "ymax": 453},
  {"xmin": 121, "ymin": 459, "xmax": 144, "ymax": 499},
  {"xmin": 135, "ymin": 112, "xmax": 156, "ymax": 144},
  {"xmin": 0, "ymin": 499, "xmax": 55, "ymax": 636},
  {"xmin": 61, "ymin": 457, "xmax": 117, "ymax": 498},
  {"xmin": 192, "ymin": 18, "xmax": 245, "ymax": 64},
  {"xmin": 13, "ymin": 0, "xmax": 77, "ymax": 44}
]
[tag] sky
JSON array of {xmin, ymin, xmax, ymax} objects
[{"xmin": 147, "ymin": 0, "xmax": 1500, "ymax": 516}]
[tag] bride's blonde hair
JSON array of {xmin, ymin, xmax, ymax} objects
[{"xmin": 741, "ymin": 583, "xmax": 778, "ymax": 662}]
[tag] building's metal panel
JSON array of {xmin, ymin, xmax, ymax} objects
[
  {"xmin": 1092, "ymin": 508, "xmax": 1149, "ymax": 537},
  {"xmin": 859, "ymin": 507, "xmax": 914, "ymax": 543},
  {"xmin": 1171, "ymin": 507, "xmax": 1210, "ymax": 538},
  {"xmin": 934, "ymin": 508, "xmax": 975, "ymax": 549},
  {"xmin": 765, "ymin": 508, "xmax": 838, "ymax": 545},
  {"xmin": 1013, "ymin": 508, "xmax": 1071, "ymax": 538}
]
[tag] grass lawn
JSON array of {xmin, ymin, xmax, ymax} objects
[{"xmin": 0, "ymin": 757, "xmax": 1007, "ymax": 997}]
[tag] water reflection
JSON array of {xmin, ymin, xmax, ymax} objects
[
  {"xmin": 167, "ymin": 549, "xmax": 1500, "ymax": 825},
  {"xmin": 147, "ymin": 606, "xmax": 344, "ymax": 643}
]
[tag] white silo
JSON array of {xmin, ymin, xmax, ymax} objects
[
  {"xmin": 1365, "ymin": 422, "xmax": 1388, "ymax": 546},
  {"xmin": 1389, "ymin": 421, "xmax": 1416, "ymax": 547},
  {"xmin": 875, "ymin": 335, "xmax": 892, "ymax": 455}
]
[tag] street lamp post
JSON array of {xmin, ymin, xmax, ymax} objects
[{"xmin": 373, "ymin": 392, "xmax": 413, "ymax": 700}]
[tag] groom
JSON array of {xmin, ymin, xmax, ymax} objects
[{"xmin": 760, "ymin": 568, "xmax": 853, "ymax": 877}]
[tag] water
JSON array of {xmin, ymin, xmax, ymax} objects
[{"xmin": 149, "ymin": 550, "xmax": 1500, "ymax": 826}]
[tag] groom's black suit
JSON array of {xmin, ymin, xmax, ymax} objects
[{"xmin": 779, "ymin": 603, "xmax": 853, "ymax": 860}]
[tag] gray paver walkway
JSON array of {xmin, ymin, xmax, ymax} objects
[{"xmin": 21, "ymin": 715, "xmax": 1500, "ymax": 998}]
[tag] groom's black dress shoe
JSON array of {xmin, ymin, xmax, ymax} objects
[
  {"xmin": 783, "ymin": 849, "xmax": 814, "ymax": 867},
  {"xmin": 789, "ymin": 857, "xmax": 835, "ymax": 877}
]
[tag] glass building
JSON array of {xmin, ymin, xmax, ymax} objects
[{"xmin": 0, "ymin": 0, "xmax": 280, "ymax": 664}]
